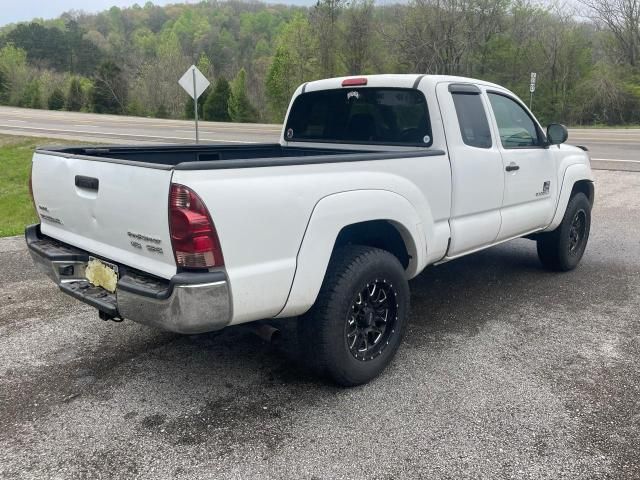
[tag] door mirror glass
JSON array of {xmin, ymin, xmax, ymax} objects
[{"xmin": 547, "ymin": 123, "xmax": 568, "ymax": 145}]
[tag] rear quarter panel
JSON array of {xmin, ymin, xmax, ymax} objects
[{"xmin": 172, "ymin": 154, "xmax": 451, "ymax": 324}]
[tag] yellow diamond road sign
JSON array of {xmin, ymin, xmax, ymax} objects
[{"xmin": 179, "ymin": 65, "xmax": 210, "ymax": 100}]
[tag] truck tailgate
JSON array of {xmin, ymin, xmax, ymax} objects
[{"xmin": 31, "ymin": 152, "xmax": 176, "ymax": 279}]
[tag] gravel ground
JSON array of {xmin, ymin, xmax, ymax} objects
[{"xmin": 0, "ymin": 169, "xmax": 638, "ymax": 479}]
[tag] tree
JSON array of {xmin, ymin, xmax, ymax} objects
[
  {"xmin": 155, "ymin": 103, "xmax": 169, "ymax": 118},
  {"xmin": 66, "ymin": 77, "xmax": 84, "ymax": 111},
  {"xmin": 65, "ymin": 19, "xmax": 104, "ymax": 75},
  {"xmin": 47, "ymin": 87, "xmax": 65, "ymax": 110},
  {"xmin": 184, "ymin": 91, "xmax": 208, "ymax": 120},
  {"xmin": 341, "ymin": 0, "xmax": 375, "ymax": 75},
  {"xmin": 3, "ymin": 21, "xmax": 102, "ymax": 75},
  {"xmin": 0, "ymin": 44, "xmax": 29, "ymax": 106},
  {"xmin": 19, "ymin": 79, "xmax": 42, "ymax": 109},
  {"xmin": 132, "ymin": 31, "xmax": 189, "ymax": 118},
  {"xmin": 581, "ymin": 0, "xmax": 640, "ymax": 66},
  {"xmin": 182, "ymin": 52, "xmax": 215, "ymax": 119},
  {"xmin": 311, "ymin": 0, "xmax": 345, "ymax": 77},
  {"xmin": 572, "ymin": 63, "xmax": 639, "ymax": 124},
  {"xmin": 228, "ymin": 68, "xmax": 258, "ymax": 122},
  {"xmin": 0, "ymin": 67, "xmax": 7, "ymax": 104},
  {"xmin": 90, "ymin": 60, "xmax": 128, "ymax": 114},
  {"xmin": 265, "ymin": 13, "xmax": 317, "ymax": 121},
  {"xmin": 265, "ymin": 47, "xmax": 295, "ymax": 121},
  {"xmin": 4, "ymin": 23, "xmax": 67, "ymax": 71},
  {"xmin": 204, "ymin": 77, "xmax": 231, "ymax": 121}
]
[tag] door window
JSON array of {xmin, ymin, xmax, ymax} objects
[
  {"xmin": 451, "ymin": 92, "xmax": 492, "ymax": 148},
  {"xmin": 488, "ymin": 93, "xmax": 543, "ymax": 149}
]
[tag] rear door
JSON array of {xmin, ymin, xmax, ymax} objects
[
  {"xmin": 31, "ymin": 152, "xmax": 177, "ymax": 279},
  {"xmin": 485, "ymin": 92, "xmax": 558, "ymax": 240},
  {"xmin": 436, "ymin": 82, "xmax": 504, "ymax": 256}
]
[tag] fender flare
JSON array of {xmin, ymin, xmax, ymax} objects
[
  {"xmin": 545, "ymin": 163, "xmax": 594, "ymax": 232},
  {"xmin": 275, "ymin": 189, "xmax": 429, "ymax": 318}
]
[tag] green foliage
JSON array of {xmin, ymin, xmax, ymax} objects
[
  {"xmin": 264, "ymin": 13, "xmax": 316, "ymax": 121},
  {"xmin": 3, "ymin": 21, "xmax": 102, "ymax": 75},
  {"xmin": 0, "ymin": 135, "xmax": 97, "ymax": 236},
  {"xmin": 228, "ymin": 68, "xmax": 258, "ymax": 123},
  {"xmin": 0, "ymin": 136, "xmax": 39, "ymax": 236},
  {"xmin": 127, "ymin": 98, "xmax": 147, "ymax": 117},
  {"xmin": 0, "ymin": 44, "xmax": 29, "ymax": 105},
  {"xmin": 47, "ymin": 87, "xmax": 65, "ymax": 110},
  {"xmin": 204, "ymin": 77, "xmax": 232, "ymax": 121},
  {"xmin": 184, "ymin": 89, "xmax": 208, "ymax": 120},
  {"xmin": 265, "ymin": 47, "xmax": 295, "ymax": 122},
  {"xmin": 0, "ymin": 0, "xmax": 639, "ymax": 124},
  {"xmin": 65, "ymin": 77, "xmax": 84, "ymax": 111},
  {"xmin": 0, "ymin": 67, "xmax": 7, "ymax": 103},
  {"xmin": 19, "ymin": 79, "xmax": 41, "ymax": 109},
  {"xmin": 90, "ymin": 60, "xmax": 128, "ymax": 114},
  {"xmin": 196, "ymin": 52, "xmax": 214, "ymax": 79},
  {"xmin": 155, "ymin": 104, "xmax": 169, "ymax": 118}
]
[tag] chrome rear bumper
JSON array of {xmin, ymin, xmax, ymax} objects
[{"xmin": 25, "ymin": 225, "xmax": 232, "ymax": 334}]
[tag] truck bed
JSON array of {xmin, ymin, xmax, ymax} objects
[{"xmin": 36, "ymin": 143, "xmax": 441, "ymax": 170}]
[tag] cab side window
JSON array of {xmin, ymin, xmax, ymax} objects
[
  {"xmin": 488, "ymin": 93, "xmax": 542, "ymax": 149},
  {"xmin": 451, "ymin": 92, "xmax": 492, "ymax": 149}
]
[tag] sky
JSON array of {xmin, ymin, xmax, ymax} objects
[{"xmin": 0, "ymin": 0, "xmax": 183, "ymax": 27}]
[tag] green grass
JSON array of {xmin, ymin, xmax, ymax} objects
[{"xmin": 0, "ymin": 135, "xmax": 78, "ymax": 237}]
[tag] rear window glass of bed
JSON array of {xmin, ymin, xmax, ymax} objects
[{"xmin": 285, "ymin": 88, "xmax": 432, "ymax": 146}]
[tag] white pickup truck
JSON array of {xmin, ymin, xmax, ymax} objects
[{"xmin": 26, "ymin": 74, "xmax": 594, "ymax": 385}]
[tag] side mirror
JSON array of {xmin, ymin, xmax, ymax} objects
[{"xmin": 547, "ymin": 123, "xmax": 568, "ymax": 145}]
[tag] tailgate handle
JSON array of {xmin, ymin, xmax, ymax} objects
[{"xmin": 75, "ymin": 175, "xmax": 99, "ymax": 191}]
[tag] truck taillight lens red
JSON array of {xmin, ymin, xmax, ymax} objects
[
  {"xmin": 342, "ymin": 77, "xmax": 367, "ymax": 87},
  {"xmin": 169, "ymin": 184, "xmax": 224, "ymax": 269}
]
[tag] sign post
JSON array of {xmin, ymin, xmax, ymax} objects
[
  {"xmin": 179, "ymin": 65, "xmax": 210, "ymax": 144},
  {"xmin": 529, "ymin": 72, "xmax": 537, "ymax": 110}
]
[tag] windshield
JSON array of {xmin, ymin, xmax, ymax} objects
[{"xmin": 285, "ymin": 88, "xmax": 432, "ymax": 147}]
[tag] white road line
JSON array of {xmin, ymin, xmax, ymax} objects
[
  {"xmin": 0, "ymin": 124, "xmax": 258, "ymax": 143},
  {"xmin": 591, "ymin": 158, "xmax": 640, "ymax": 163}
]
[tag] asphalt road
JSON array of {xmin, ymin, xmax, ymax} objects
[
  {"xmin": 1, "ymin": 169, "xmax": 638, "ymax": 479},
  {"xmin": 0, "ymin": 106, "xmax": 281, "ymax": 145},
  {"xmin": 1, "ymin": 106, "xmax": 639, "ymax": 172}
]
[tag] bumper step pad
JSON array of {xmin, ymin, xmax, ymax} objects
[{"xmin": 59, "ymin": 280, "xmax": 118, "ymax": 317}]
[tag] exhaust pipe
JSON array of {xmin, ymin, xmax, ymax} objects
[{"xmin": 248, "ymin": 323, "xmax": 281, "ymax": 344}]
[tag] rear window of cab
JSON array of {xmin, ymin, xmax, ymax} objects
[{"xmin": 285, "ymin": 88, "xmax": 433, "ymax": 147}]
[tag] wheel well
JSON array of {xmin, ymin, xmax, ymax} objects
[
  {"xmin": 334, "ymin": 220, "xmax": 411, "ymax": 269},
  {"xmin": 571, "ymin": 180, "xmax": 594, "ymax": 205}
]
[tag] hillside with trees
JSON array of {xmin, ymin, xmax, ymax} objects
[{"xmin": 0, "ymin": 0, "xmax": 638, "ymax": 125}]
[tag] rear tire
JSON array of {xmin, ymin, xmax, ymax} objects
[
  {"xmin": 298, "ymin": 245, "xmax": 410, "ymax": 386},
  {"xmin": 537, "ymin": 192, "xmax": 591, "ymax": 271}
]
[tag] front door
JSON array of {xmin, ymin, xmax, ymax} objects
[
  {"xmin": 486, "ymin": 92, "xmax": 558, "ymax": 240},
  {"xmin": 437, "ymin": 82, "xmax": 504, "ymax": 257}
]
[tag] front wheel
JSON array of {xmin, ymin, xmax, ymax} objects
[
  {"xmin": 298, "ymin": 245, "xmax": 410, "ymax": 386},
  {"xmin": 537, "ymin": 192, "xmax": 591, "ymax": 271}
]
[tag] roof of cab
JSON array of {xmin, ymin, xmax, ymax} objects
[{"xmin": 300, "ymin": 74, "xmax": 509, "ymax": 96}]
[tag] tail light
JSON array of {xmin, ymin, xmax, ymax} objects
[
  {"xmin": 342, "ymin": 77, "xmax": 367, "ymax": 87},
  {"xmin": 169, "ymin": 184, "xmax": 224, "ymax": 269}
]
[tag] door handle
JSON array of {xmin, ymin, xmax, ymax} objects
[
  {"xmin": 75, "ymin": 175, "xmax": 99, "ymax": 191},
  {"xmin": 505, "ymin": 162, "xmax": 520, "ymax": 172}
]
